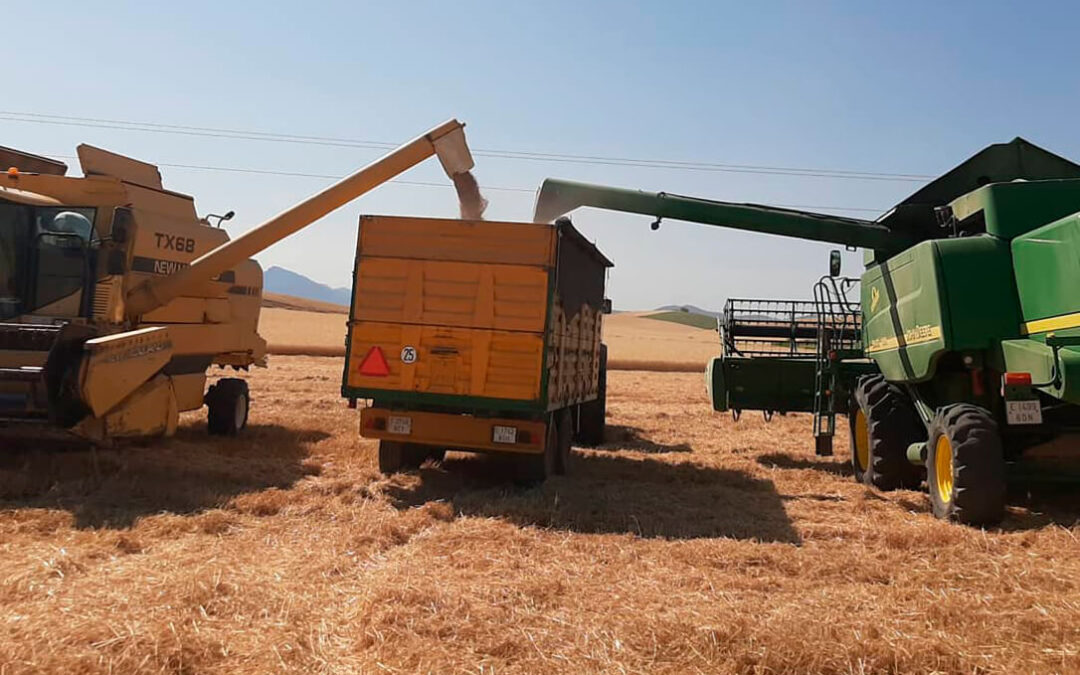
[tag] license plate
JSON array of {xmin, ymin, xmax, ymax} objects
[
  {"xmin": 387, "ymin": 415, "xmax": 412, "ymax": 435},
  {"xmin": 492, "ymin": 425, "xmax": 517, "ymax": 444},
  {"xmin": 1006, "ymin": 400, "xmax": 1042, "ymax": 425}
]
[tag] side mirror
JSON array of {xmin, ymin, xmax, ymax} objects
[
  {"xmin": 602, "ymin": 298, "xmax": 613, "ymax": 315},
  {"xmin": 111, "ymin": 207, "xmax": 134, "ymax": 244},
  {"xmin": 829, "ymin": 250, "xmax": 842, "ymax": 277}
]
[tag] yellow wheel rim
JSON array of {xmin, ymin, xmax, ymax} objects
[
  {"xmin": 854, "ymin": 408, "xmax": 870, "ymax": 471},
  {"xmin": 934, "ymin": 435, "xmax": 953, "ymax": 503}
]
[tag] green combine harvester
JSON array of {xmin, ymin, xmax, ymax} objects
[{"xmin": 534, "ymin": 138, "xmax": 1080, "ymax": 525}]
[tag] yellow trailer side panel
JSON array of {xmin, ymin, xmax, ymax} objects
[
  {"xmin": 353, "ymin": 258, "xmax": 549, "ymax": 332},
  {"xmin": 345, "ymin": 321, "xmax": 544, "ymax": 401},
  {"xmin": 358, "ymin": 216, "xmax": 556, "ymax": 266}
]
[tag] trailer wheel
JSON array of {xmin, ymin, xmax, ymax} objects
[
  {"xmin": 575, "ymin": 344, "xmax": 607, "ymax": 446},
  {"xmin": 852, "ymin": 375, "xmax": 923, "ymax": 490},
  {"xmin": 555, "ymin": 408, "xmax": 574, "ymax": 475},
  {"xmin": 927, "ymin": 404, "xmax": 1005, "ymax": 526},
  {"xmin": 378, "ymin": 441, "xmax": 430, "ymax": 474},
  {"xmin": 519, "ymin": 415, "xmax": 559, "ymax": 484},
  {"xmin": 206, "ymin": 378, "xmax": 249, "ymax": 436}
]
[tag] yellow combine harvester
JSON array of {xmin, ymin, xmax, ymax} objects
[{"xmin": 0, "ymin": 120, "xmax": 478, "ymax": 444}]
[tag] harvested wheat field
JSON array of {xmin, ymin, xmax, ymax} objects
[
  {"xmin": 260, "ymin": 307, "xmax": 351, "ymax": 356},
  {"xmin": 3, "ymin": 358, "xmax": 1080, "ymax": 674},
  {"xmin": 602, "ymin": 312, "xmax": 717, "ymax": 370},
  {"xmin": 259, "ymin": 306, "xmax": 717, "ymax": 370}
]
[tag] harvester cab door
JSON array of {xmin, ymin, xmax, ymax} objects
[
  {"xmin": 0, "ymin": 203, "xmax": 31, "ymax": 319},
  {"xmin": 27, "ymin": 207, "xmax": 97, "ymax": 318},
  {"xmin": 0, "ymin": 202, "xmax": 100, "ymax": 320}
]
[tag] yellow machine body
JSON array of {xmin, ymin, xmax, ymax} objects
[
  {"xmin": 0, "ymin": 147, "xmax": 264, "ymax": 442},
  {"xmin": 0, "ymin": 120, "xmax": 479, "ymax": 443}
]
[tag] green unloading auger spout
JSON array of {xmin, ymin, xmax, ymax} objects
[
  {"xmin": 532, "ymin": 140, "xmax": 1080, "ymax": 256},
  {"xmin": 532, "ymin": 178, "xmax": 917, "ymax": 254}
]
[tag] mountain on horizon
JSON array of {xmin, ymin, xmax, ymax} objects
[
  {"xmin": 264, "ymin": 266, "xmax": 352, "ymax": 306},
  {"xmin": 655, "ymin": 304, "xmax": 721, "ymax": 319}
]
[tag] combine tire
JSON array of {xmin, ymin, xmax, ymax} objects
[
  {"xmin": 851, "ymin": 375, "xmax": 923, "ymax": 490},
  {"xmin": 555, "ymin": 408, "xmax": 574, "ymax": 475},
  {"xmin": 927, "ymin": 404, "xmax": 1006, "ymax": 526},
  {"xmin": 575, "ymin": 345, "xmax": 607, "ymax": 446},
  {"xmin": 378, "ymin": 441, "xmax": 431, "ymax": 474},
  {"xmin": 206, "ymin": 378, "xmax": 249, "ymax": 436},
  {"xmin": 519, "ymin": 415, "xmax": 559, "ymax": 484}
]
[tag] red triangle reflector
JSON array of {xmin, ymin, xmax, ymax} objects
[{"xmin": 358, "ymin": 346, "xmax": 390, "ymax": 377}]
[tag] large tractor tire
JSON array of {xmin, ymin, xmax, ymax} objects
[
  {"xmin": 926, "ymin": 404, "xmax": 1006, "ymax": 526},
  {"xmin": 206, "ymin": 378, "xmax": 250, "ymax": 436},
  {"xmin": 378, "ymin": 440, "xmax": 431, "ymax": 474},
  {"xmin": 851, "ymin": 375, "xmax": 924, "ymax": 491},
  {"xmin": 575, "ymin": 344, "xmax": 608, "ymax": 446},
  {"xmin": 518, "ymin": 414, "xmax": 559, "ymax": 484}
]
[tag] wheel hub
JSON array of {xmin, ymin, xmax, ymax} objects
[
  {"xmin": 934, "ymin": 435, "xmax": 953, "ymax": 503},
  {"xmin": 854, "ymin": 408, "xmax": 870, "ymax": 471},
  {"xmin": 235, "ymin": 395, "xmax": 248, "ymax": 431}
]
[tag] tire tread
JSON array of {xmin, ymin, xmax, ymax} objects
[
  {"xmin": 206, "ymin": 378, "xmax": 249, "ymax": 436},
  {"xmin": 928, "ymin": 404, "xmax": 1005, "ymax": 526},
  {"xmin": 852, "ymin": 374, "xmax": 924, "ymax": 490}
]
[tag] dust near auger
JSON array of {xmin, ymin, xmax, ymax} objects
[{"xmin": 452, "ymin": 171, "xmax": 488, "ymax": 220}]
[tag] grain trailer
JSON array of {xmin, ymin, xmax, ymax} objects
[{"xmin": 343, "ymin": 215, "xmax": 612, "ymax": 481}]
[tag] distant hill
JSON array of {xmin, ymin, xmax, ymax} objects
[
  {"xmin": 644, "ymin": 310, "xmax": 718, "ymax": 331},
  {"xmin": 656, "ymin": 304, "xmax": 721, "ymax": 319},
  {"xmin": 264, "ymin": 266, "xmax": 352, "ymax": 306}
]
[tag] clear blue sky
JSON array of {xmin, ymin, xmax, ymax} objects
[{"xmin": 6, "ymin": 1, "xmax": 1080, "ymax": 309}]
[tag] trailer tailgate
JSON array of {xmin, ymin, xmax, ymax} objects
[{"xmin": 343, "ymin": 216, "xmax": 556, "ymax": 406}]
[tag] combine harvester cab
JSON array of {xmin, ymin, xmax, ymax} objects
[
  {"xmin": 343, "ymin": 215, "xmax": 613, "ymax": 482},
  {"xmin": 0, "ymin": 120, "xmax": 480, "ymax": 445},
  {"xmin": 533, "ymin": 138, "xmax": 1080, "ymax": 525}
]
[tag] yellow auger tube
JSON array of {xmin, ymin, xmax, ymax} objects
[{"xmin": 125, "ymin": 119, "xmax": 475, "ymax": 317}]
